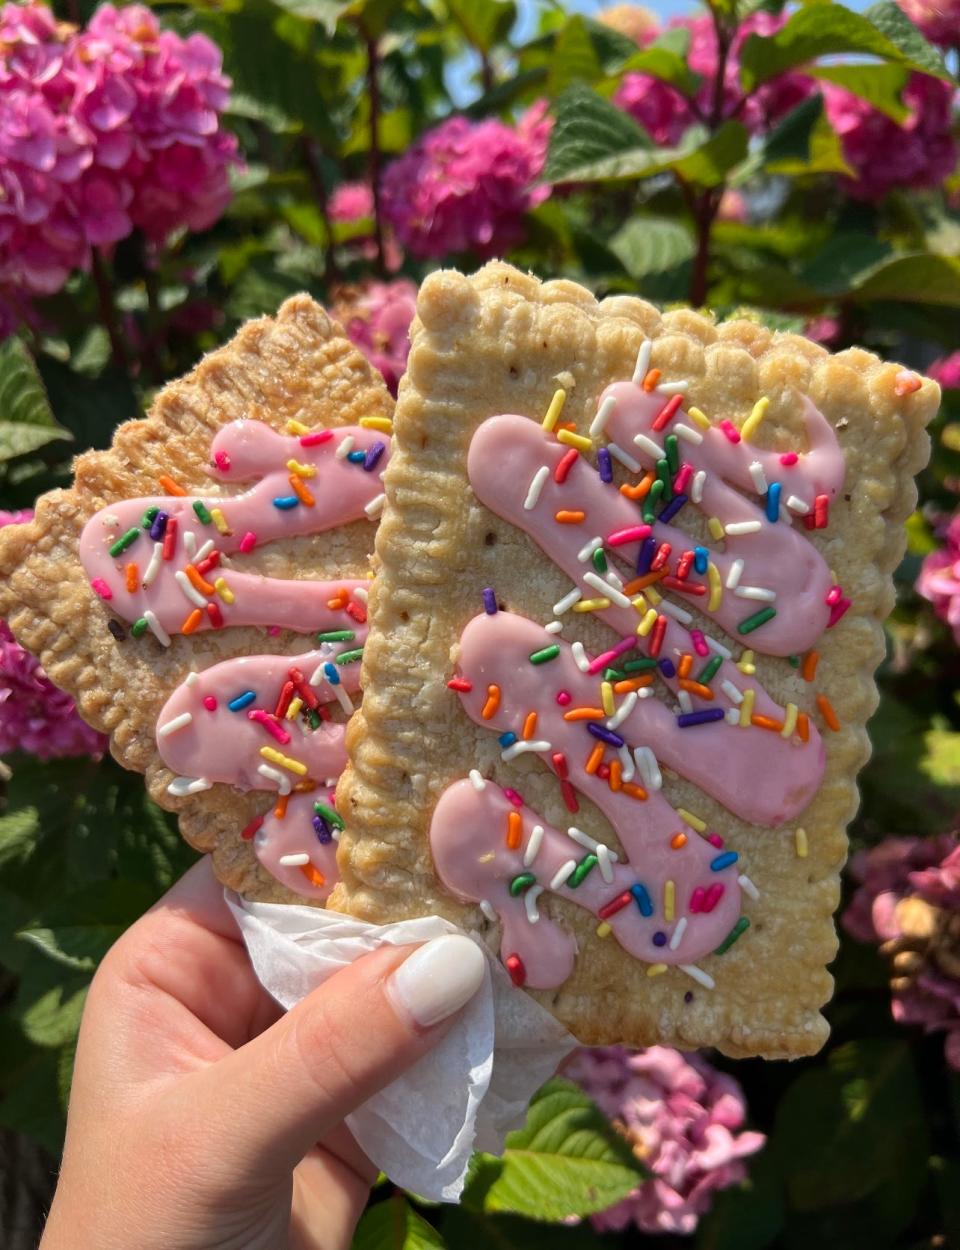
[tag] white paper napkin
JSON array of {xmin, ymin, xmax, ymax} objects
[{"xmin": 225, "ymin": 892, "xmax": 577, "ymax": 1202}]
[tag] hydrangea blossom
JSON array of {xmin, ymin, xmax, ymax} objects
[
  {"xmin": 328, "ymin": 182, "xmax": 374, "ymax": 224},
  {"xmin": 380, "ymin": 101, "xmax": 552, "ymax": 259},
  {"xmin": 566, "ymin": 1046, "xmax": 765, "ymax": 1234},
  {"xmin": 844, "ymin": 835, "xmax": 960, "ymax": 1069},
  {"xmin": 823, "ymin": 74, "xmax": 957, "ymax": 200},
  {"xmin": 597, "ymin": 3, "xmax": 660, "ymax": 45},
  {"xmin": 331, "ymin": 278, "xmax": 416, "ymax": 395},
  {"xmin": 0, "ymin": 510, "xmax": 106, "ymax": 759},
  {"xmin": 917, "ymin": 512, "xmax": 960, "ymax": 644},
  {"xmin": 929, "ymin": 351, "xmax": 960, "ymax": 390},
  {"xmin": 896, "ymin": 0, "xmax": 960, "ymax": 46}
]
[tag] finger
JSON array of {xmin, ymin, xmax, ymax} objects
[{"xmin": 171, "ymin": 934, "xmax": 485, "ymax": 1181}]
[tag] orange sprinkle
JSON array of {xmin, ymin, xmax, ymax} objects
[
  {"xmin": 585, "ymin": 743, "xmax": 605, "ymax": 774},
  {"xmin": 300, "ymin": 863, "xmax": 325, "ymax": 888},
  {"xmin": 677, "ymin": 654, "xmax": 693, "ymax": 679},
  {"xmin": 620, "ymin": 471, "xmax": 655, "ymax": 501},
  {"xmin": 185, "ymin": 564, "xmax": 215, "ymax": 596},
  {"xmin": 289, "ymin": 474, "xmax": 315, "ymax": 506},
  {"xmin": 622, "ymin": 782, "xmax": 648, "ymax": 800},
  {"xmin": 623, "ymin": 570, "xmax": 667, "ymax": 594},
  {"xmin": 555, "ymin": 510, "xmax": 586, "ymax": 524},
  {"xmin": 608, "ymin": 759, "xmax": 622, "ymax": 792},
  {"xmin": 273, "ymin": 794, "xmax": 289, "ymax": 819},
  {"xmin": 642, "ymin": 368, "xmax": 661, "ymax": 392},
  {"xmin": 797, "ymin": 711, "xmax": 810, "ymax": 743},
  {"xmin": 181, "ymin": 608, "xmax": 203, "ymax": 635},
  {"xmin": 327, "ymin": 590, "xmax": 349, "ymax": 610},
  {"xmin": 522, "ymin": 711, "xmax": 538, "ymax": 741},
  {"xmin": 680, "ymin": 679, "xmax": 713, "ymax": 700},
  {"xmin": 125, "ymin": 562, "xmax": 138, "ymax": 593},
  {"xmin": 557, "ymin": 420, "xmax": 578, "ymax": 432},
  {"xmin": 613, "ymin": 676, "xmax": 654, "ymax": 694},
  {"xmin": 751, "ymin": 713, "xmax": 784, "ymax": 732},
  {"xmin": 670, "ymin": 832, "xmax": 688, "ymax": 849},
  {"xmin": 481, "ymin": 684, "xmax": 501, "ymax": 719},
  {"xmin": 563, "ymin": 707, "xmax": 606, "ymax": 721},
  {"xmin": 158, "ymin": 473, "xmax": 186, "ymax": 497},
  {"xmin": 506, "ymin": 810, "xmax": 522, "ymax": 850},
  {"xmin": 802, "ymin": 650, "xmax": 820, "ymax": 682},
  {"xmin": 816, "ymin": 694, "xmax": 840, "ymax": 731}
]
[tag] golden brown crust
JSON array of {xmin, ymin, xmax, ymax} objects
[
  {"xmin": 0, "ymin": 295, "xmax": 393, "ymax": 900},
  {"xmin": 335, "ymin": 261, "xmax": 936, "ymax": 1057}
]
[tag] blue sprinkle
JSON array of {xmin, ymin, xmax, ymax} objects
[
  {"xmin": 636, "ymin": 536, "xmax": 658, "ymax": 575},
  {"xmin": 499, "ymin": 731, "xmax": 518, "ymax": 748},
  {"xmin": 482, "ymin": 587, "xmax": 498, "ymax": 615},
  {"xmin": 598, "ymin": 447, "xmax": 613, "ymax": 483},
  {"xmin": 363, "ymin": 441, "xmax": 386, "ymax": 472},
  {"xmin": 694, "ymin": 546, "xmax": 709, "ymax": 575},
  {"xmin": 272, "ymin": 495, "xmax": 299, "ymax": 510},
  {"xmin": 766, "ymin": 482, "xmax": 782, "ymax": 522},
  {"xmin": 630, "ymin": 883, "xmax": 653, "ymax": 917},
  {"xmin": 347, "ymin": 450, "xmax": 367, "ymax": 463},
  {"xmin": 587, "ymin": 722, "xmax": 625, "ymax": 747},
  {"xmin": 658, "ymin": 493, "xmax": 687, "ymax": 524},
  {"xmin": 653, "ymin": 931, "xmax": 667, "ymax": 947},
  {"xmin": 313, "ymin": 814, "xmax": 333, "ymax": 844},
  {"xmin": 322, "ymin": 661, "xmax": 340, "ymax": 685},
  {"xmin": 677, "ymin": 708, "xmax": 726, "ymax": 728},
  {"xmin": 228, "ymin": 690, "xmax": 256, "ymax": 712},
  {"xmin": 710, "ymin": 850, "xmax": 739, "ymax": 871},
  {"xmin": 149, "ymin": 510, "xmax": 168, "ymax": 541},
  {"xmin": 659, "ymin": 657, "xmax": 676, "ymax": 679}
]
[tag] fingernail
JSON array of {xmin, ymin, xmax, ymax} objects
[{"xmin": 387, "ymin": 934, "xmax": 486, "ymax": 1028}]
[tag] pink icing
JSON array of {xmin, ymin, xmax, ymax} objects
[{"xmin": 79, "ymin": 421, "xmax": 388, "ymax": 637}]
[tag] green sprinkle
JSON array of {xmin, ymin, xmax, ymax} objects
[
  {"xmin": 193, "ymin": 500, "xmax": 213, "ymax": 525},
  {"xmin": 665, "ymin": 433, "xmax": 679, "ymax": 476},
  {"xmin": 643, "ymin": 478, "xmax": 665, "ymax": 523},
  {"xmin": 697, "ymin": 655, "xmax": 723, "ymax": 685},
  {"xmin": 624, "ymin": 657, "xmax": 658, "ymax": 673},
  {"xmin": 655, "ymin": 458, "xmax": 673, "ymax": 502},
  {"xmin": 306, "ymin": 709, "xmax": 321, "ymax": 730},
  {"xmin": 509, "ymin": 872, "xmax": 537, "ymax": 896},
  {"xmin": 109, "ymin": 527, "xmax": 140, "ymax": 557},
  {"xmin": 592, "ymin": 547, "xmax": 608, "ymax": 574},
  {"xmin": 131, "ymin": 617, "xmax": 148, "ymax": 638},
  {"xmin": 737, "ymin": 606, "xmax": 777, "ymax": 635},
  {"xmin": 316, "ymin": 630, "xmax": 356, "ymax": 643},
  {"xmin": 314, "ymin": 801, "xmax": 345, "ymax": 830},
  {"xmin": 603, "ymin": 667, "xmax": 627, "ymax": 682},
  {"xmin": 788, "ymin": 654, "xmax": 800, "ymax": 668},
  {"xmin": 714, "ymin": 915, "xmax": 750, "ymax": 955},
  {"xmin": 141, "ymin": 506, "xmax": 159, "ymax": 528},
  {"xmin": 568, "ymin": 854, "xmax": 598, "ymax": 888},
  {"xmin": 334, "ymin": 647, "xmax": 364, "ymax": 665},
  {"xmin": 529, "ymin": 644, "xmax": 561, "ymax": 665}
]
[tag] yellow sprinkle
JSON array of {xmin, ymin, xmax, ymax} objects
[
  {"xmin": 285, "ymin": 696, "xmax": 303, "ymax": 721},
  {"xmin": 676, "ymin": 807, "xmax": 706, "ymax": 833},
  {"xmin": 210, "ymin": 507, "xmax": 230, "ymax": 535},
  {"xmin": 213, "ymin": 576, "xmax": 235, "ymax": 604},
  {"xmin": 286, "ymin": 419, "xmax": 310, "ymax": 435},
  {"xmin": 739, "ymin": 686, "xmax": 756, "ymax": 728},
  {"xmin": 596, "ymin": 921, "xmax": 612, "ymax": 938},
  {"xmin": 741, "ymin": 396, "xmax": 769, "ymax": 442},
  {"xmin": 707, "ymin": 562, "xmax": 723, "ymax": 611},
  {"xmin": 573, "ymin": 597, "xmax": 611, "ymax": 612},
  {"xmin": 664, "ymin": 880, "xmax": 675, "ymax": 922},
  {"xmin": 259, "ymin": 746, "xmax": 308, "ymax": 776},
  {"xmin": 687, "ymin": 406, "xmax": 711, "ymax": 430},
  {"xmin": 542, "ymin": 388, "xmax": 567, "ymax": 431},
  {"xmin": 781, "ymin": 701, "xmax": 799, "ymax": 739},
  {"xmin": 360, "ymin": 416, "xmax": 393, "ymax": 433},
  {"xmin": 601, "ymin": 681, "xmax": 615, "ymax": 716},
  {"xmin": 637, "ymin": 607, "xmax": 658, "ymax": 636},
  {"xmin": 647, "ymin": 963, "xmax": 668, "ymax": 977},
  {"xmin": 707, "ymin": 516, "xmax": 725, "ymax": 541},
  {"xmin": 631, "ymin": 595, "xmax": 648, "ymax": 614},
  {"xmin": 737, "ymin": 648, "xmax": 756, "ymax": 675},
  {"xmin": 557, "ymin": 428, "xmax": 593, "ymax": 453},
  {"xmin": 645, "ymin": 583, "xmax": 662, "ymax": 606},
  {"xmin": 796, "ymin": 827, "xmax": 809, "ymax": 858},
  {"xmin": 286, "ymin": 458, "xmax": 317, "ymax": 478}
]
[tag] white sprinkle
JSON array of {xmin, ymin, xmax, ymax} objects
[
  {"xmin": 669, "ymin": 916, "xmax": 688, "ymax": 951},
  {"xmin": 577, "ymin": 536, "xmax": 603, "ymax": 562},
  {"xmin": 524, "ymin": 886, "xmax": 543, "ymax": 924},
  {"xmin": 691, "ymin": 470, "xmax": 706, "ymax": 504},
  {"xmin": 480, "ymin": 899, "xmax": 498, "ymax": 923},
  {"xmin": 501, "ymin": 739, "xmax": 551, "ymax": 761},
  {"xmin": 195, "ymin": 538, "xmax": 215, "ymax": 563},
  {"xmin": 364, "ymin": 492, "xmax": 386, "ymax": 518},
  {"xmin": 725, "ymin": 520, "xmax": 762, "ymax": 536},
  {"xmin": 183, "ymin": 530, "xmax": 197, "ymax": 559},
  {"xmin": 634, "ymin": 746, "xmax": 662, "ymax": 790},
  {"xmin": 354, "ymin": 586, "xmax": 369, "ymax": 604},
  {"xmin": 739, "ymin": 873, "xmax": 760, "ymax": 901},
  {"xmin": 606, "ymin": 691, "xmax": 638, "ymax": 731},
  {"xmin": 550, "ymin": 859, "xmax": 578, "ymax": 890},
  {"xmin": 158, "ymin": 712, "xmax": 193, "ymax": 737},
  {"xmin": 589, "ymin": 395, "xmax": 617, "ymax": 438},
  {"xmin": 787, "ymin": 494, "xmax": 811, "ymax": 515},
  {"xmin": 324, "ymin": 776, "xmax": 339, "ymax": 787},
  {"xmin": 636, "ymin": 686, "xmax": 654, "ymax": 700},
  {"xmin": 677, "ymin": 690, "xmax": 693, "ymax": 714},
  {"xmin": 597, "ymin": 843, "xmax": 615, "ymax": 883},
  {"xmin": 726, "ymin": 707, "xmax": 741, "ymax": 724},
  {"xmin": 584, "ymin": 571, "xmax": 632, "ymax": 608},
  {"xmin": 721, "ymin": 680, "xmax": 744, "ymax": 704},
  {"xmin": 674, "ymin": 422, "xmax": 703, "ymax": 445},
  {"xmin": 280, "ymin": 853, "xmax": 310, "ymax": 866},
  {"xmin": 332, "ymin": 684, "xmax": 354, "ymax": 715},
  {"xmin": 735, "ymin": 584, "xmax": 776, "ymax": 602},
  {"xmin": 748, "ymin": 460, "xmax": 768, "ymax": 493},
  {"xmin": 632, "ymin": 340, "xmax": 652, "ymax": 385},
  {"xmin": 607, "ymin": 442, "xmax": 641, "ymax": 472},
  {"xmin": 617, "ymin": 745, "xmax": 635, "ymax": 783},
  {"xmin": 309, "ymin": 660, "xmax": 328, "ymax": 686},
  {"xmin": 656, "ymin": 379, "xmax": 689, "ymax": 395},
  {"xmin": 606, "ymin": 568, "xmax": 624, "ymax": 590},
  {"xmin": 545, "ymin": 620, "xmax": 563, "ymax": 634},
  {"xmin": 184, "ymin": 671, "xmax": 199, "ymax": 687},
  {"xmin": 523, "ymin": 825, "xmax": 545, "ymax": 867},
  {"xmin": 469, "ymin": 769, "xmax": 486, "ymax": 791},
  {"xmin": 567, "ymin": 825, "xmax": 600, "ymax": 854},
  {"xmin": 143, "ymin": 610, "xmax": 171, "ymax": 647},
  {"xmin": 706, "ymin": 635, "xmax": 732, "ymax": 659},
  {"xmin": 554, "ymin": 587, "xmax": 582, "ymax": 615},
  {"xmin": 726, "ymin": 559, "xmax": 744, "ymax": 590},
  {"xmin": 142, "ymin": 541, "xmax": 163, "ymax": 587},
  {"xmin": 633, "ymin": 432, "xmax": 664, "ymax": 461},
  {"xmin": 571, "ymin": 641, "xmax": 590, "ymax": 672},
  {"xmin": 258, "ymin": 763, "xmax": 291, "ymax": 794},
  {"xmin": 524, "ymin": 465, "xmax": 550, "ymax": 511},
  {"xmin": 167, "ymin": 774, "xmax": 211, "ymax": 796},
  {"xmin": 174, "ymin": 570, "xmax": 207, "ymax": 608},
  {"xmin": 660, "ymin": 600, "xmax": 692, "ymax": 625},
  {"xmin": 680, "ymin": 963, "xmax": 715, "ymax": 990},
  {"xmin": 336, "ymin": 434, "xmax": 355, "ymax": 459},
  {"xmin": 779, "ymin": 503, "xmax": 793, "ymax": 524}
]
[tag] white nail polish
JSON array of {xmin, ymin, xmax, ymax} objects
[{"xmin": 387, "ymin": 935, "xmax": 486, "ymax": 1028}]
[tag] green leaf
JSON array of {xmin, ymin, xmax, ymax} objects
[
  {"xmin": 807, "ymin": 62, "xmax": 910, "ymax": 122},
  {"xmin": 441, "ymin": 1207, "xmax": 607, "ymax": 1250},
  {"xmin": 0, "ymin": 807, "xmax": 40, "ymax": 872},
  {"xmin": 351, "ymin": 1194, "xmax": 446, "ymax": 1250},
  {"xmin": 547, "ymin": 16, "xmax": 602, "ymax": 96},
  {"xmin": 610, "ymin": 216, "xmax": 696, "ymax": 278},
  {"xmin": 269, "ymin": 0, "xmax": 350, "ymax": 35},
  {"xmin": 670, "ymin": 120, "xmax": 749, "ymax": 187},
  {"xmin": 616, "ymin": 31, "xmax": 701, "ymax": 97},
  {"xmin": 798, "ymin": 234, "xmax": 895, "ymax": 296},
  {"xmin": 475, "ymin": 1078, "xmax": 646, "ymax": 1222},
  {"xmin": 544, "ymin": 84, "xmax": 651, "ymax": 183},
  {"xmin": 20, "ymin": 982, "xmax": 88, "ymax": 1050},
  {"xmin": 761, "ymin": 94, "xmax": 853, "ymax": 176},
  {"xmin": 445, "ymin": 0, "xmax": 516, "ymax": 54},
  {"xmin": 852, "ymin": 255, "xmax": 960, "ymax": 306},
  {"xmin": 0, "ymin": 338, "xmax": 71, "ymax": 463},
  {"xmin": 863, "ymin": 0, "xmax": 948, "ymax": 76}
]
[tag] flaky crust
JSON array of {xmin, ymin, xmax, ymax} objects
[
  {"xmin": 335, "ymin": 261, "xmax": 936, "ymax": 1057},
  {"xmin": 0, "ymin": 295, "xmax": 393, "ymax": 900}
]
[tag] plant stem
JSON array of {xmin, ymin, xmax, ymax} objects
[
  {"xmin": 90, "ymin": 248, "xmax": 130, "ymax": 375},
  {"xmin": 363, "ymin": 27, "xmax": 387, "ymax": 277},
  {"xmin": 480, "ymin": 50, "xmax": 494, "ymax": 94},
  {"xmin": 301, "ymin": 136, "xmax": 341, "ymax": 285}
]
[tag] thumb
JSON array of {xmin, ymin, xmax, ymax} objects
[{"xmin": 182, "ymin": 934, "xmax": 485, "ymax": 1178}]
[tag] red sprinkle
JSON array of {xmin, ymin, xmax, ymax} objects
[
  {"xmin": 275, "ymin": 679, "xmax": 295, "ymax": 718},
  {"xmin": 213, "ymin": 450, "xmax": 231, "ymax": 472},
  {"xmin": 599, "ymin": 891, "xmax": 632, "ymax": 919},
  {"xmin": 828, "ymin": 598, "xmax": 851, "ymax": 627},
  {"xmin": 651, "ymin": 393, "xmax": 683, "ymax": 432},
  {"xmin": 597, "ymin": 763, "xmax": 611, "ymax": 781},
  {"xmin": 505, "ymin": 954, "xmax": 526, "ymax": 986},
  {"xmin": 554, "ymin": 447, "xmax": 579, "ymax": 484},
  {"xmin": 707, "ymin": 833, "xmax": 724, "ymax": 848},
  {"xmin": 240, "ymin": 814, "xmax": 264, "ymax": 841},
  {"xmin": 649, "ymin": 615, "xmax": 667, "ymax": 657},
  {"xmin": 556, "ymin": 690, "xmax": 572, "ymax": 706},
  {"xmin": 814, "ymin": 494, "xmax": 829, "ymax": 529},
  {"xmin": 346, "ymin": 601, "xmax": 367, "ymax": 624},
  {"xmin": 288, "ymin": 666, "xmax": 319, "ymax": 711},
  {"xmin": 552, "ymin": 752, "xmax": 569, "ymax": 780},
  {"xmin": 206, "ymin": 601, "xmax": 224, "ymax": 628},
  {"xmin": 560, "ymin": 779, "xmax": 579, "ymax": 813},
  {"xmin": 662, "ymin": 576, "xmax": 706, "ymax": 596},
  {"xmin": 780, "ymin": 452, "xmax": 798, "ymax": 467},
  {"xmin": 239, "ymin": 531, "xmax": 257, "ymax": 554},
  {"xmin": 202, "ymin": 695, "xmax": 217, "ymax": 711},
  {"xmin": 300, "ymin": 429, "xmax": 334, "ymax": 447},
  {"xmin": 825, "ymin": 585, "xmax": 842, "ymax": 606},
  {"xmin": 719, "ymin": 419, "xmax": 741, "ymax": 444},
  {"xmin": 702, "ymin": 883, "xmax": 725, "ymax": 913},
  {"xmin": 502, "ymin": 787, "xmax": 524, "ymax": 807},
  {"xmin": 673, "ymin": 463, "xmax": 693, "ymax": 494},
  {"xmin": 676, "ymin": 551, "xmax": 694, "ymax": 581},
  {"xmin": 195, "ymin": 551, "xmax": 221, "ymax": 575},
  {"xmin": 650, "ymin": 542, "xmax": 672, "ymax": 572},
  {"xmin": 448, "ymin": 677, "xmax": 473, "ymax": 692},
  {"xmin": 689, "ymin": 629, "xmax": 709, "ymax": 657},
  {"xmin": 161, "ymin": 516, "xmax": 178, "ymax": 561}
]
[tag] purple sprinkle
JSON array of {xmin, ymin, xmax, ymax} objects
[
  {"xmin": 658, "ymin": 493, "xmax": 687, "ymax": 524},
  {"xmin": 587, "ymin": 722, "xmax": 625, "ymax": 747},
  {"xmin": 313, "ymin": 814, "xmax": 333, "ymax": 843},
  {"xmin": 677, "ymin": 708, "xmax": 726, "ymax": 728},
  {"xmin": 482, "ymin": 587, "xmax": 498, "ymax": 615},
  {"xmin": 653, "ymin": 931, "xmax": 667, "ymax": 947},
  {"xmin": 636, "ymin": 536, "xmax": 658, "ymax": 575},
  {"xmin": 363, "ymin": 440, "xmax": 386, "ymax": 472},
  {"xmin": 598, "ymin": 448, "xmax": 613, "ymax": 483},
  {"xmin": 658, "ymin": 657, "xmax": 676, "ymax": 679},
  {"xmin": 149, "ymin": 510, "xmax": 169, "ymax": 541},
  {"xmin": 684, "ymin": 990, "xmax": 694, "ymax": 1003}
]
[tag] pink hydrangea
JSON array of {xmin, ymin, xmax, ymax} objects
[
  {"xmin": 897, "ymin": 0, "xmax": 960, "ymax": 47},
  {"xmin": 566, "ymin": 1046, "xmax": 765, "ymax": 1235},
  {"xmin": 0, "ymin": 510, "xmax": 106, "ymax": 760},
  {"xmin": 917, "ymin": 512, "xmax": 960, "ymax": 643},
  {"xmin": 598, "ymin": 4, "xmax": 660, "ymax": 46},
  {"xmin": 615, "ymin": 14, "xmax": 813, "ymax": 144},
  {"xmin": 805, "ymin": 316, "xmax": 842, "ymax": 346},
  {"xmin": 329, "ymin": 182, "xmax": 374, "ymax": 224},
  {"xmin": 332, "ymin": 278, "xmax": 416, "ymax": 395},
  {"xmin": 380, "ymin": 101, "xmax": 552, "ymax": 259},
  {"xmin": 823, "ymin": 73, "xmax": 957, "ymax": 200},
  {"xmin": 929, "ymin": 351, "xmax": 960, "ymax": 389}
]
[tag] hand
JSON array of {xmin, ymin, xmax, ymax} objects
[{"xmin": 40, "ymin": 857, "xmax": 485, "ymax": 1250}]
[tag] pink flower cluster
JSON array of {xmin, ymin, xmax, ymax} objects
[
  {"xmin": 929, "ymin": 351, "xmax": 960, "ymax": 390},
  {"xmin": 328, "ymin": 182, "xmax": 374, "ymax": 224},
  {"xmin": 0, "ymin": 2, "xmax": 238, "ymax": 299},
  {"xmin": 917, "ymin": 512, "xmax": 960, "ymax": 644},
  {"xmin": 380, "ymin": 101, "xmax": 552, "ymax": 259},
  {"xmin": 567, "ymin": 1045, "xmax": 765, "ymax": 1235},
  {"xmin": 897, "ymin": 0, "xmax": 960, "ymax": 47},
  {"xmin": 0, "ymin": 510, "xmax": 106, "ymax": 760},
  {"xmin": 332, "ymin": 278, "xmax": 416, "ymax": 396},
  {"xmin": 844, "ymin": 834, "xmax": 960, "ymax": 1070}
]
